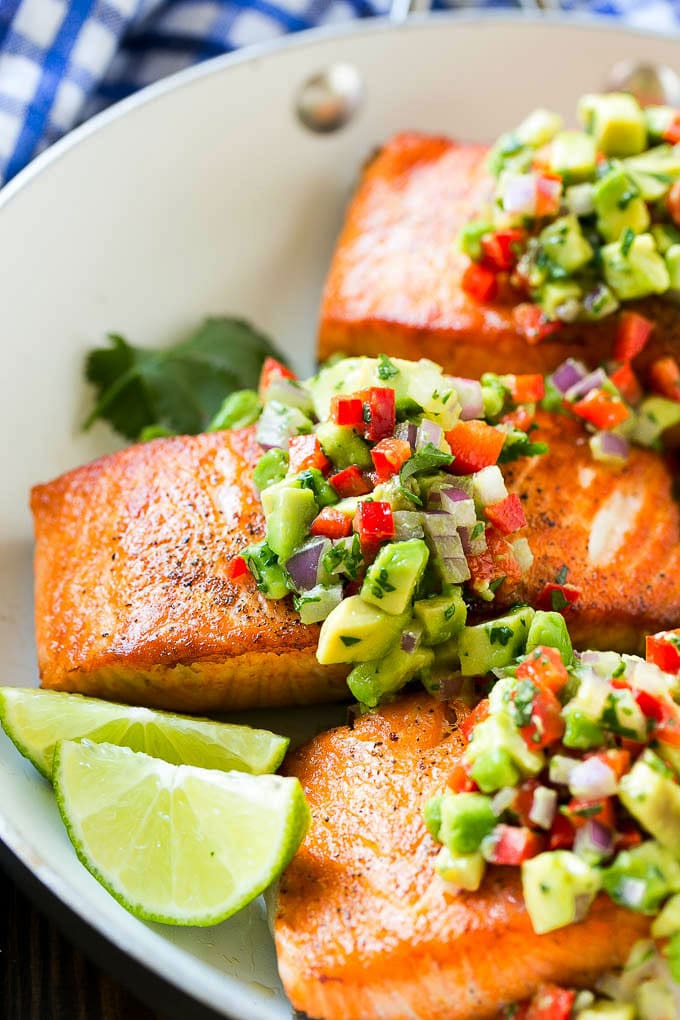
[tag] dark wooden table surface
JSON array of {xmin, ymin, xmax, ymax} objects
[{"xmin": 1, "ymin": 862, "xmax": 165, "ymax": 1020}]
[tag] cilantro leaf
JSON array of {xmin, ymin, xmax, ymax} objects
[
  {"xmin": 498, "ymin": 428, "xmax": 549, "ymax": 464},
  {"xmin": 400, "ymin": 442, "xmax": 453, "ymax": 482},
  {"xmin": 377, "ymin": 354, "xmax": 400, "ymax": 380},
  {"xmin": 84, "ymin": 318, "xmax": 282, "ymax": 440}
]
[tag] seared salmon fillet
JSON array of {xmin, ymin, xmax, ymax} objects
[
  {"xmin": 502, "ymin": 412, "xmax": 680, "ymax": 652},
  {"xmin": 31, "ymin": 428, "xmax": 347, "ymax": 712},
  {"xmin": 318, "ymin": 132, "xmax": 679, "ymax": 378},
  {"xmin": 274, "ymin": 693, "xmax": 649, "ymax": 1020}
]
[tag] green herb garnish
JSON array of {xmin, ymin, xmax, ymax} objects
[{"xmin": 400, "ymin": 442, "xmax": 453, "ymax": 482}]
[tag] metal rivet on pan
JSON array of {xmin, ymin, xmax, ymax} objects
[
  {"xmin": 295, "ymin": 64, "xmax": 363, "ymax": 133},
  {"xmin": 606, "ymin": 60, "xmax": 680, "ymax": 107}
]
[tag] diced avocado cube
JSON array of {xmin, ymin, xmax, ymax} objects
[
  {"xmin": 651, "ymin": 891, "xmax": 680, "ymax": 938},
  {"xmin": 253, "ymin": 448, "xmax": 289, "ymax": 490},
  {"xmin": 540, "ymin": 215, "xmax": 594, "ymax": 273},
  {"xmin": 635, "ymin": 979, "xmax": 676, "ymax": 1020},
  {"xmin": 256, "ymin": 402, "xmax": 313, "ymax": 448},
  {"xmin": 467, "ymin": 710, "xmax": 544, "ymax": 778},
  {"xmin": 470, "ymin": 747, "xmax": 520, "ymax": 793},
  {"xmin": 424, "ymin": 795, "xmax": 443, "ymax": 839},
  {"xmin": 459, "ymin": 220, "xmax": 493, "ymax": 261},
  {"xmin": 539, "ymin": 281, "xmax": 582, "ymax": 321},
  {"xmin": 644, "ymin": 105, "xmax": 675, "ymax": 141},
  {"xmin": 516, "ymin": 108, "xmax": 563, "ymax": 147},
  {"xmin": 459, "ymin": 606, "xmax": 535, "ymax": 677},
  {"xmin": 582, "ymin": 283, "xmax": 620, "ymax": 321},
  {"xmin": 413, "ymin": 587, "xmax": 467, "ymax": 646},
  {"xmin": 296, "ymin": 467, "xmax": 338, "ymax": 508},
  {"xmin": 487, "ymin": 132, "xmax": 530, "ymax": 178},
  {"xmin": 602, "ymin": 841, "xmax": 680, "ymax": 914},
  {"xmin": 439, "ymin": 792, "xmax": 496, "ymax": 854},
  {"xmin": 294, "ymin": 584, "xmax": 343, "ymax": 625},
  {"xmin": 317, "ymin": 595, "xmax": 408, "ymax": 665},
  {"xmin": 565, "ymin": 182, "xmax": 595, "ymax": 217},
  {"xmin": 209, "ymin": 389, "xmax": 262, "ymax": 431},
  {"xmin": 652, "ymin": 222, "xmax": 680, "ymax": 253},
  {"xmin": 262, "ymin": 484, "xmax": 317, "ymax": 563},
  {"xmin": 600, "ymin": 687, "xmax": 647, "ymax": 741},
  {"xmin": 593, "ymin": 167, "xmax": 650, "ymax": 242},
  {"xmin": 577, "ymin": 1004, "xmax": 635, "ymax": 1020},
  {"xmin": 347, "ymin": 644, "xmax": 434, "ymax": 708},
  {"xmin": 525, "ymin": 610, "xmax": 573, "ymax": 664},
  {"xmin": 434, "ymin": 847, "xmax": 485, "ymax": 890},
  {"xmin": 522, "ymin": 850, "xmax": 601, "ymax": 934},
  {"xmin": 549, "ymin": 131, "xmax": 597, "ymax": 183},
  {"xmin": 619, "ymin": 759, "xmax": 680, "ymax": 851},
  {"xmin": 665, "ymin": 243, "xmax": 680, "ymax": 289},
  {"xmin": 630, "ymin": 395, "xmax": 680, "ymax": 446},
  {"xmin": 625, "ymin": 143, "xmax": 680, "ymax": 179},
  {"xmin": 241, "ymin": 541, "xmax": 289, "ymax": 599},
  {"xmin": 578, "ymin": 92, "xmax": 647, "ymax": 157},
  {"xmin": 316, "ymin": 421, "xmax": 372, "ymax": 470},
  {"xmin": 626, "ymin": 168, "xmax": 671, "ymax": 202},
  {"xmin": 562, "ymin": 708, "xmax": 605, "ymax": 749},
  {"xmin": 601, "ymin": 233, "xmax": 670, "ymax": 300},
  {"xmin": 360, "ymin": 539, "xmax": 429, "ymax": 616}
]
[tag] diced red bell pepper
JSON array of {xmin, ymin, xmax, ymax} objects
[
  {"xmin": 447, "ymin": 761, "xmax": 478, "ymax": 794},
  {"xmin": 646, "ymin": 629, "xmax": 680, "ymax": 674},
  {"xmin": 329, "ymin": 465, "xmax": 372, "ymax": 498},
  {"xmin": 516, "ymin": 686, "xmax": 565, "ymax": 750},
  {"xmin": 370, "ymin": 436, "xmax": 412, "ymax": 481},
  {"xmin": 513, "ymin": 303, "xmax": 561, "ymax": 345},
  {"xmin": 501, "ymin": 407, "xmax": 535, "ymax": 432},
  {"xmin": 462, "ymin": 262, "xmax": 499, "ymax": 303},
  {"xmin": 226, "ymin": 555, "xmax": 249, "ymax": 580},
  {"xmin": 638, "ymin": 692, "xmax": 680, "ymax": 746},
  {"xmin": 516, "ymin": 645, "xmax": 569, "ymax": 694},
  {"xmin": 258, "ymin": 356, "xmax": 296, "ymax": 398},
  {"xmin": 466, "ymin": 529, "xmax": 522, "ymax": 595},
  {"xmin": 634, "ymin": 689, "xmax": 666, "ymax": 724},
  {"xmin": 563, "ymin": 797, "xmax": 615, "ymax": 831},
  {"xmin": 616, "ymin": 821, "xmax": 643, "ymax": 850},
  {"xmin": 511, "ymin": 779, "xmax": 540, "ymax": 828},
  {"xmin": 525, "ymin": 985, "xmax": 576, "ymax": 1020},
  {"xmin": 460, "ymin": 699, "xmax": 490, "ymax": 742},
  {"xmin": 588, "ymin": 748, "xmax": 631, "ymax": 781},
  {"xmin": 667, "ymin": 180, "xmax": 680, "ymax": 229},
  {"xmin": 649, "ymin": 356, "xmax": 680, "ymax": 402},
  {"xmin": 481, "ymin": 229, "xmax": 526, "ymax": 272},
  {"xmin": 310, "ymin": 507, "xmax": 353, "ymax": 539},
  {"xmin": 609, "ymin": 362, "xmax": 642, "ymax": 406},
  {"xmin": 288, "ymin": 434, "xmax": 331, "ymax": 475},
  {"xmin": 485, "ymin": 825, "xmax": 546, "ymax": 866},
  {"xmin": 535, "ymin": 174, "xmax": 563, "ymax": 218},
  {"xmin": 663, "ymin": 112, "xmax": 680, "ymax": 144},
  {"xmin": 548, "ymin": 813, "xmax": 575, "ymax": 851},
  {"xmin": 484, "ymin": 493, "xmax": 527, "ymax": 535},
  {"xmin": 572, "ymin": 387, "xmax": 630, "ymax": 429},
  {"xmin": 359, "ymin": 387, "xmax": 396, "ymax": 443},
  {"xmin": 613, "ymin": 311, "xmax": 654, "ymax": 363},
  {"xmin": 330, "ymin": 395, "xmax": 364, "ymax": 428},
  {"xmin": 445, "ymin": 420, "xmax": 505, "ymax": 474},
  {"xmin": 504, "ymin": 373, "xmax": 545, "ymax": 404},
  {"xmin": 354, "ymin": 501, "xmax": 394, "ymax": 550},
  {"xmin": 536, "ymin": 582, "xmax": 581, "ymax": 615}
]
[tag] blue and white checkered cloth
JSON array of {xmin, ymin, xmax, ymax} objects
[{"xmin": 0, "ymin": 0, "xmax": 678, "ymax": 185}]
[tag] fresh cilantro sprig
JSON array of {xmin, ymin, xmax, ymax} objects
[
  {"xmin": 400, "ymin": 442, "xmax": 454, "ymax": 482},
  {"xmin": 83, "ymin": 317, "xmax": 282, "ymax": 440}
]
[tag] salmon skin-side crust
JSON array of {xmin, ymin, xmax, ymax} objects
[
  {"xmin": 274, "ymin": 693, "xmax": 649, "ymax": 1020},
  {"xmin": 30, "ymin": 428, "xmax": 348, "ymax": 712},
  {"xmin": 502, "ymin": 412, "xmax": 680, "ymax": 653},
  {"xmin": 31, "ymin": 420, "xmax": 679, "ymax": 709},
  {"xmin": 318, "ymin": 132, "xmax": 680, "ymax": 379}
]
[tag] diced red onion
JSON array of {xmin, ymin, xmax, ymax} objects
[
  {"xmin": 296, "ymin": 584, "xmax": 343, "ymax": 625},
  {"xmin": 401, "ymin": 627, "xmax": 422, "ymax": 654},
  {"xmin": 263, "ymin": 379, "xmax": 314, "ymax": 414},
  {"xmin": 549, "ymin": 755, "xmax": 579, "ymax": 786},
  {"xmin": 528, "ymin": 786, "xmax": 557, "ymax": 830},
  {"xmin": 440, "ymin": 486, "xmax": 470, "ymax": 503},
  {"xmin": 441, "ymin": 557, "xmax": 471, "ymax": 583},
  {"xmin": 437, "ymin": 673, "xmax": 464, "ymax": 701},
  {"xmin": 501, "ymin": 173, "xmax": 538, "ymax": 216},
  {"xmin": 565, "ymin": 367, "xmax": 608, "ymax": 403},
  {"xmin": 511, "ymin": 537, "xmax": 534, "ymax": 575},
  {"xmin": 446, "ymin": 377, "xmax": 484, "ymax": 420},
  {"xmin": 393, "ymin": 511, "xmax": 425, "ymax": 541},
  {"xmin": 590, "ymin": 431, "xmax": 629, "ymax": 464},
  {"xmin": 492, "ymin": 787, "xmax": 518, "ymax": 817},
  {"xmin": 416, "ymin": 419, "xmax": 443, "ymax": 450},
  {"xmin": 285, "ymin": 538, "xmax": 330, "ymax": 591},
  {"xmin": 395, "ymin": 421, "xmax": 418, "ymax": 449},
  {"xmin": 573, "ymin": 819, "xmax": 615, "ymax": 862},
  {"xmin": 568, "ymin": 757, "xmax": 618, "ymax": 800},
  {"xmin": 459, "ymin": 524, "xmax": 487, "ymax": 557},
  {"xmin": 574, "ymin": 891, "xmax": 595, "ymax": 923},
  {"xmin": 441, "ymin": 491, "xmax": 477, "ymax": 527},
  {"xmin": 565, "ymin": 182, "xmax": 595, "ymax": 217},
  {"xmin": 551, "ymin": 358, "xmax": 588, "ymax": 395},
  {"xmin": 423, "ymin": 511, "xmax": 457, "ymax": 536},
  {"xmin": 617, "ymin": 877, "xmax": 648, "ymax": 910}
]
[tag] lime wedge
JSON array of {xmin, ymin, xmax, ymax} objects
[
  {"xmin": 0, "ymin": 688, "xmax": 289, "ymax": 779},
  {"xmin": 54, "ymin": 740, "xmax": 309, "ymax": 925}
]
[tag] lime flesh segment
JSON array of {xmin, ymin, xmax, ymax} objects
[
  {"xmin": 0, "ymin": 688, "xmax": 289, "ymax": 779},
  {"xmin": 53, "ymin": 740, "xmax": 310, "ymax": 925}
]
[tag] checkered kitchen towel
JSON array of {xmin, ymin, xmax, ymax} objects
[{"xmin": 0, "ymin": 0, "xmax": 679, "ymax": 185}]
